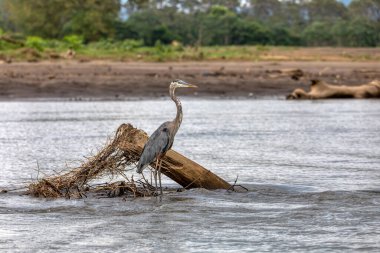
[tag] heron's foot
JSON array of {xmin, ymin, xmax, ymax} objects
[{"xmin": 152, "ymin": 187, "xmax": 164, "ymax": 196}]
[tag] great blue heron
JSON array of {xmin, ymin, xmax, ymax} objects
[{"xmin": 136, "ymin": 79, "xmax": 197, "ymax": 195}]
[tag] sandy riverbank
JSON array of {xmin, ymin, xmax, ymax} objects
[{"xmin": 0, "ymin": 61, "xmax": 379, "ymax": 100}]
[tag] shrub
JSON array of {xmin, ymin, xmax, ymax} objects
[
  {"xmin": 63, "ymin": 35, "xmax": 83, "ymax": 50},
  {"xmin": 119, "ymin": 39, "xmax": 144, "ymax": 50},
  {"xmin": 25, "ymin": 36, "xmax": 46, "ymax": 51},
  {"xmin": 87, "ymin": 39, "xmax": 114, "ymax": 50}
]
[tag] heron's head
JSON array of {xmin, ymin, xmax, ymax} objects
[{"xmin": 170, "ymin": 79, "xmax": 198, "ymax": 89}]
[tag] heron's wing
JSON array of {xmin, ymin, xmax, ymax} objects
[{"xmin": 137, "ymin": 122, "xmax": 171, "ymax": 172}]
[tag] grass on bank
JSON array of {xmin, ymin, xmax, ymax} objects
[{"xmin": 0, "ymin": 35, "xmax": 379, "ymax": 62}]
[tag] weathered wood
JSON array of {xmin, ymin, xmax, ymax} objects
[
  {"xmin": 287, "ymin": 79, "xmax": 380, "ymax": 99},
  {"xmin": 118, "ymin": 124, "xmax": 231, "ymax": 190}
]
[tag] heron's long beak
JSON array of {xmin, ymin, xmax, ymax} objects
[{"xmin": 184, "ymin": 84, "xmax": 198, "ymax": 88}]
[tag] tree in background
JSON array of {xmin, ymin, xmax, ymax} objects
[
  {"xmin": 0, "ymin": 0, "xmax": 379, "ymax": 47},
  {"xmin": 248, "ymin": 0, "xmax": 282, "ymax": 23},
  {"xmin": 345, "ymin": 17, "xmax": 379, "ymax": 46},
  {"xmin": 231, "ymin": 20, "xmax": 271, "ymax": 45},
  {"xmin": 2, "ymin": 0, "xmax": 120, "ymax": 41},
  {"xmin": 279, "ymin": 1, "xmax": 309, "ymax": 30},
  {"xmin": 349, "ymin": 0, "xmax": 380, "ymax": 21},
  {"xmin": 123, "ymin": 8, "xmax": 178, "ymax": 46},
  {"xmin": 306, "ymin": 0, "xmax": 348, "ymax": 22},
  {"xmin": 302, "ymin": 21, "xmax": 335, "ymax": 46},
  {"xmin": 269, "ymin": 25, "xmax": 302, "ymax": 46},
  {"xmin": 62, "ymin": 0, "xmax": 120, "ymax": 41},
  {"xmin": 0, "ymin": 0, "xmax": 6, "ymax": 29},
  {"xmin": 203, "ymin": 5, "xmax": 238, "ymax": 45}
]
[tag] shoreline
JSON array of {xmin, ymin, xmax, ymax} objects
[
  {"xmin": 1, "ymin": 60, "xmax": 379, "ymax": 100},
  {"xmin": 0, "ymin": 95, "xmax": 286, "ymax": 102}
]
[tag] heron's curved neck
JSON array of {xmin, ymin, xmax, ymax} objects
[{"xmin": 170, "ymin": 86, "xmax": 182, "ymax": 134}]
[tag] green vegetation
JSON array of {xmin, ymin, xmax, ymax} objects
[
  {"xmin": 1, "ymin": 40, "xmax": 379, "ymax": 62},
  {"xmin": 0, "ymin": 0, "xmax": 379, "ymax": 62}
]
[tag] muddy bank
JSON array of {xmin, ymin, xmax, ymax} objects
[{"xmin": 0, "ymin": 61, "xmax": 379, "ymax": 99}]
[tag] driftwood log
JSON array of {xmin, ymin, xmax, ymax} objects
[
  {"xmin": 28, "ymin": 123, "xmax": 230, "ymax": 198},
  {"xmin": 119, "ymin": 124, "xmax": 231, "ymax": 190},
  {"xmin": 287, "ymin": 79, "xmax": 380, "ymax": 99}
]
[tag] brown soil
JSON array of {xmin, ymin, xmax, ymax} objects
[{"xmin": 0, "ymin": 60, "xmax": 379, "ymax": 99}]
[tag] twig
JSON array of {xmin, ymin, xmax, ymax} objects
[{"xmin": 227, "ymin": 175, "xmax": 248, "ymax": 193}]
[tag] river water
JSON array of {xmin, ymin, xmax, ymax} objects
[{"xmin": 0, "ymin": 99, "xmax": 379, "ymax": 252}]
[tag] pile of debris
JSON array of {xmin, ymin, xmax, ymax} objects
[{"xmin": 28, "ymin": 124, "xmax": 232, "ymax": 199}]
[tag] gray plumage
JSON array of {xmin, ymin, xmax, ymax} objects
[{"xmin": 136, "ymin": 121, "xmax": 173, "ymax": 173}]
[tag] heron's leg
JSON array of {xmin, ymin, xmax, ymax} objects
[
  {"xmin": 154, "ymin": 158, "xmax": 159, "ymax": 194},
  {"xmin": 158, "ymin": 160, "xmax": 163, "ymax": 195}
]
